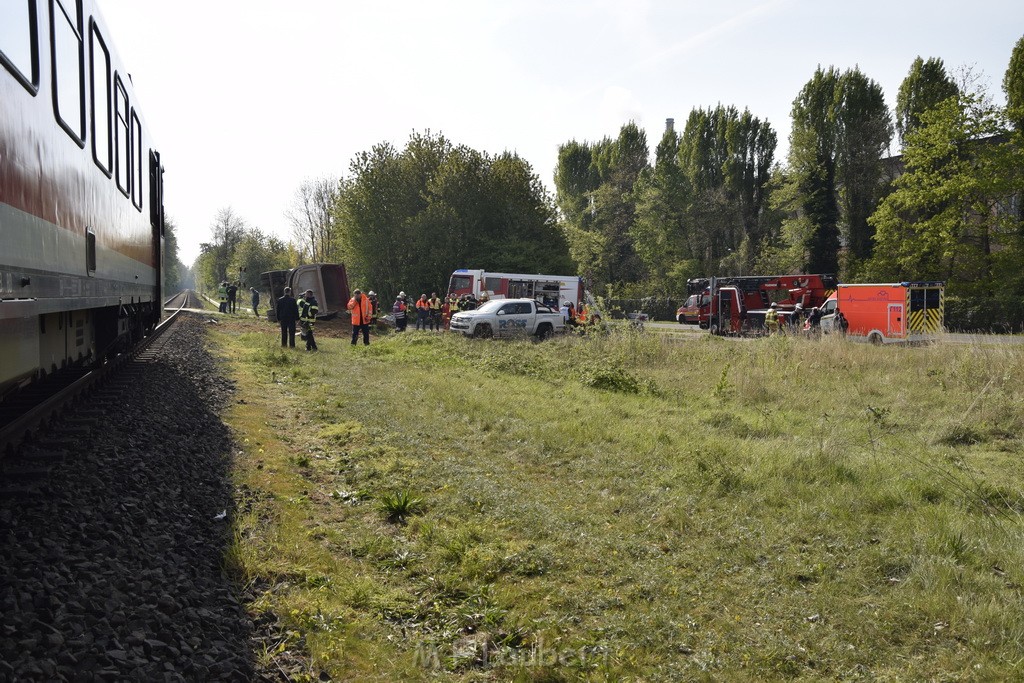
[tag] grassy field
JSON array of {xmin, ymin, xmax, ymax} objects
[{"xmin": 211, "ymin": 318, "xmax": 1024, "ymax": 681}]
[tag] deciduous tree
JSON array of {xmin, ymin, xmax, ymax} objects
[
  {"xmin": 336, "ymin": 131, "xmax": 569, "ymax": 298},
  {"xmin": 868, "ymin": 92, "xmax": 1024, "ymax": 296},
  {"xmin": 895, "ymin": 57, "xmax": 959, "ymax": 146},
  {"xmin": 286, "ymin": 177, "xmax": 342, "ymax": 263}
]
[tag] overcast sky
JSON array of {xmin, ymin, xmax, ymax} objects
[{"xmin": 97, "ymin": 0, "xmax": 1023, "ymax": 264}]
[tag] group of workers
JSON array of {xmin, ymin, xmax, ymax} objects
[
  {"xmin": 216, "ymin": 281, "xmax": 262, "ymax": 317},
  {"xmin": 268, "ymin": 285, "xmax": 603, "ymax": 350},
  {"xmin": 559, "ymin": 300, "xmax": 598, "ymax": 328},
  {"xmin": 762, "ymin": 302, "xmax": 847, "ymax": 336},
  {"xmin": 274, "ymin": 287, "xmax": 321, "ymax": 351},
  {"xmin": 391, "ymin": 292, "xmax": 488, "ymax": 332}
]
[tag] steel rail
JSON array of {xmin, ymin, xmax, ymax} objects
[{"xmin": 0, "ymin": 301, "xmax": 187, "ymax": 455}]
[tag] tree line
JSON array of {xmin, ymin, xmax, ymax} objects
[
  {"xmin": 192, "ymin": 35, "xmax": 1024, "ymax": 326},
  {"xmin": 557, "ymin": 38, "xmax": 1024, "ymax": 314}
]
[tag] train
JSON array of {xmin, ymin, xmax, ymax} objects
[{"xmin": 1, "ymin": 0, "xmax": 165, "ymax": 399}]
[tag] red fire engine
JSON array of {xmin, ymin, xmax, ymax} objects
[{"xmin": 691, "ymin": 274, "xmax": 837, "ymax": 335}]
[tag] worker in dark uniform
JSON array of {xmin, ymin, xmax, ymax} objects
[
  {"xmin": 250, "ymin": 287, "xmax": 260, "ymax": 318},
  {"xmin": 298, "ymin": 289, "xmax": 319, "ymax": 351},
  {"xmin": 367, "ymin": 291, "xmax": 379, "ymax": 326},
  {"xmin": 227, "ymin": 281, "xmax": 238, "ymax": 313},
  {"xmin": 276, "ymin": 286, "xmax": 299, "ymax": 348}
]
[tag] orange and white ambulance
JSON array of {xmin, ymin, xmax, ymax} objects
[{"xmin": 821, "ymin": 282, "xmax": 944, "ymax": 344}]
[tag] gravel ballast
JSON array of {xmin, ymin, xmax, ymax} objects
[{"xmin": 0, "ymin": 313, "xmax": 255, "ymax": 681}]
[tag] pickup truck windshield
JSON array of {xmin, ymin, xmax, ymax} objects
[{"xmin": 473, "ymin": 300, "xmax": 505, "ymax": 314}]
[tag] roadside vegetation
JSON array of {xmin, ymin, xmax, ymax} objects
[{"xmin": 214, "ymin": 320, "xmax": 1024, "ymax": 681}]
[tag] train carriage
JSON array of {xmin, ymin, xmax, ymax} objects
[{"xmin": 1, "ymin": 0, "xmax": 165, "ymax": 397}]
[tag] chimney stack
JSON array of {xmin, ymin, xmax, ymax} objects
[{"xmin": 666, "ymin": 117, "xmax": 675, "ymax": 133}]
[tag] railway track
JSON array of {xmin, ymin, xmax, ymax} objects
[
  {"xmin": 0, "ymin": 312, "xmax": 254, "ymax": 679},
  {"xmin": 163, "ymin": 289, "xmax": 204, "ymax": 310},
  {"xmin": 0, "ymin": 296, "xmax": 188, "ymax": 460}
]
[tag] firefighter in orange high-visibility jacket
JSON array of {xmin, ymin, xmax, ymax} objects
[{"xmin": 348, "ymin": 289, "xmax": 374, "ymax": 346}]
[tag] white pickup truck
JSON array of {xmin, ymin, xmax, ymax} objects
[{"xmin": 449, "ymin": 298, "xmax": 564, "ymax": 339}]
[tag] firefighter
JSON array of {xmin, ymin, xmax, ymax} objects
[
  {"xmin": 806, "ymin": 306, "xmax": 823, "ymax": 336},
  {"xmin": 348, "ymin": 289, "xmax": 374, "ymax": 345},
  {"xmin": 576, "ymin": 301, "xmax": 588, "ymax": 326},
  {"xmin": 428, "ymin": 292, "xmax": 443, "ymax": 331},
  {"xmin": 217, "ymin": 281, "xmax": 228, "ymax": 313},
  {"xmin": 445, "ymin": 294, "xmax": 459, "ymax": 329},
  {"xmin": 835, "ymin": 308, "xmax": 849, "ymax": 335},
  {"xmin": 791, "ymin": 303, "xmax": 804, "ymax": 331},
  {"xmin": 415, "ymin": 294, "xmax": 430, "ymax": 330},
  {"xmin": 392, "ymin": 292, "xmax": 408, "ymax": 332},
  {"xmin": 298, "ymin": 289, "xmax": 319, "ymax": 351},
  {"xmin": 764, "ymin": 302, "xmax": 780, "ymax": 335},
  {"xmin": 367, "ymin": 290, "xmax": 379, "ymax": 324}
]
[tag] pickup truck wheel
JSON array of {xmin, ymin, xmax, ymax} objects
[
  {"xmin": 536, "ymin": 323, "xmax": 553, "ymax": 340},
  {"xmin": 677, "ymin": 314, "xmax": 685, "ymax": 324},
  {"xmin": 473, "ymin": 323, "xmax": 493, "ymax": 339}
]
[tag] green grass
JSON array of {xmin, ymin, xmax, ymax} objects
[{"xmin": 215, "ymin": 321, "xmax": 1024, "ymax": 681}]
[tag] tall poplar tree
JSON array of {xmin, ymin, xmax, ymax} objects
[
  {"xmin": 783, "ymin": 66, "xmax": 892, "ymax": 273},
  {"xmin": 1004, "ymin": 36, "xmax": 1024, "ymax": 130},
  {"xmin": 837, "ymin": 69, "xmax": 894, "ymax": 261},
  {"xmin": 554, "ymin": 122, "xmax": 650, "ymax": 289},
  {"xmin": 676, "ymin": 105, "xmax": 776, "ymax": 272},
  {"xmin": 788, "ymin": 67, "xmax": 843, "ymax": 273},
  {"xmin": 895, "ymin": 57, "xmax": 959, "ymax": 146}
]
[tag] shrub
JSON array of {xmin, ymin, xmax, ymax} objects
[{"xmin": 945, "ymin": 296, "xmax": 1024, "ymax": 333}]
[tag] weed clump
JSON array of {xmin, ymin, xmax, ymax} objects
[
  {"xmin": 934, "ymin": 424, "xmax": 984, "ymax": 446},
  {"xmin": 379, "ymin": 490, "xmax": 424, "ymax": 523},
  {"xmin": 578, "ymin": 360, "xmax": 656, "ymax": 395},
  {"xmin": 256, "ymin": 348, "xmax": 295, "ymax": 368}
]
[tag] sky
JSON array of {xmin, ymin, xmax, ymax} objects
[{"xmin": 96, "ymin": 0, "xmax": 1024, "ymax": 265}]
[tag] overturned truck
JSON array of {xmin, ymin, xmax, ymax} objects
[{"xmin": 261, "ymin": 264, "xmax": 350, "ymax": 322}]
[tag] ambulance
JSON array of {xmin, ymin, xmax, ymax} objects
[{"xmin": 821, "ymin": 282, "xmax": 944, "ymax": 344}]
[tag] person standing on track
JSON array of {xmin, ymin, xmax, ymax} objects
[
  {"xmin": 250, "ymin": 287, "xmax": 260, "ymax": 318},
  {"xmin": 348, "ymin": 289, "xmax": 374, "ymax": 346},
  {"xmin": 218, "ymin": 281, "xmax": 228, "ymax": 313},
  {"xmin": 227, "ymin": 281, "xmax": 238, "ymax": 313},
  {"xmin": 298, "ymin": 289, "xmax": 319, "ymax": 351},
  {"xmin": 276, "ymin": 287, "xmax": 299, "ymax": 348}
]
